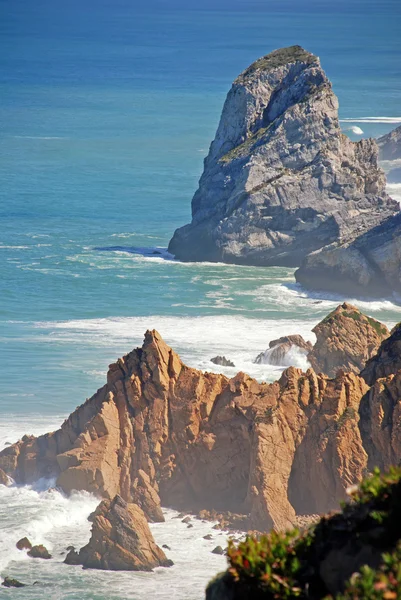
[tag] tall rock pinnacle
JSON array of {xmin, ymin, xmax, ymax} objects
[{"xmin": 168, "ymin": 46, "xmax": 397, "ymax": 266}]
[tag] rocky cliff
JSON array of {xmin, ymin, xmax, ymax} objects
[
  {"xmin": 295, "ymin": 211, "xmax": 401, "ymax": 296},
  {"xmin": 168, "ymin": 46, "xmax": 396, "ymax": 266},
  {"xmin": 2, "ymin": 315, "xmax": 401, "ymax": 533}
]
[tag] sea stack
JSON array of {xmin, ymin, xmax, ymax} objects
[{"xmin": 168, "ymin": 46, "xmax": 397, "ymax": 266}]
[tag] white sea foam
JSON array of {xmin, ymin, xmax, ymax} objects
[
  {"xmin": 387, "ymin": 183, "xmax": 401, "ymax": 205},
  {"xmin": 28, "ymin": 303, "xmax": 398, "ymax": 385},
  {"xmin": 343, "ymin": 125, "xmax": 364, "ymax": 135},
  {"xmin": 12, "ymin": 135, "xmax": 66, "ymax": 140},
  {"xmin": 0, "ymin": 415, "xmax": 66, "ymax": 451},
  {"xmin": 0, "ymin": 481, "xmax": 228, "ymax": 598},
  {"xmin": 256, "ymin": 345, "xmax": 310, "ymax": 370},
  {"xmin": 340, "ymin": 117, "xmax": 401, "ymax": 123},
  {"xmin": 0, "ymin": 482, "xmax": 98, "ymax": 575}
]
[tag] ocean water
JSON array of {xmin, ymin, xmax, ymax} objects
[{"xmin": 1, "ymin": 0, "xmax": 401, "ymax": 597}]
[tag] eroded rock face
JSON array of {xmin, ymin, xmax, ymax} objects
[
  {"xmin": 255, "ymin": 334, "xmax": 312, "ymax": 366},
  {"xmin": 361, "ymin": 322, "xmax": 401, "ymax": 385},
  {"xmin": 168, "ymin": 46, "xmax": 396, "ymax": 266},
  {"xmin": 0, "ymin": 329, "xmax": 371, "ymax": 532},
  {"xmin": 295, "ymin": 212, "xmax": 401, "ymax": 296},
  {"xmin": 2, "ymin": 324, "xmax": 400, "ymax": 534},
  {"xmin": 308, "ymin": 303, "xmax": 389, "ymax": 377},
  {"xmin": 65, "ymin": 495, "xmax": 171, "ymax": 571}
]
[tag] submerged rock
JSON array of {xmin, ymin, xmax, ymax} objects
[
  {"xmin": 254, "ymin": 335, "xmax": 312, "ymax": 366},
  {"xmin": 28, "ymin": 544, "xmax": 51, "ymax": 559},
  {"xmin": 168, "ymin": 46, "xmax": 396, "ymax": 267},
  {"xmin": 210, "ymin": 356, "xmax": 235, "ymax": 368},
  {"xmin": 2, "ymin": 577, "xmax": 26, "ymax": 588},
  {"xmin": 211, "ymin": 546, "xmax": 224, "ymax": 555},
  {"xmin": 65, "ymin": 495, "xmax": 172, "ymax": 571}
]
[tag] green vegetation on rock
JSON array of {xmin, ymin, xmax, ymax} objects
[
  {"xmin": 206, "ymin": 467, "xmax": 401, "ymax": 599},
  {"xmin": 235, "ymin": 46, "xmax": 316, "ymax": 84}
]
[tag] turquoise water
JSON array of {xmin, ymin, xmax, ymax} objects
[{"xmin": 1, "ymin": 0, "xmax": 401, "ymax": 596}]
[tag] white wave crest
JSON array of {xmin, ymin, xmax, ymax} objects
[
  {"xmin": 256, "ymin": 345, "xmax": 310, "ymax": 370},
  {"xmin": 340, "ymin": 117, "xmax": 401, "ymax": 124},
  {"xmin": 344, "ymin": 126, "xmax": 364, "ymax": 135},
  {"xmin": 0, "ymin": 483, "xmax": 98, "ymax": 576}
]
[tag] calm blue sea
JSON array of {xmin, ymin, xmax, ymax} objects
[{"xmin": 0, "ymin": 0, "xmax": 401, "ymax": 596}]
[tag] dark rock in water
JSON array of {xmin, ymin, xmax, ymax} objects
[
  {"xmin": 65, "ymin": 495, "xmax": 173, "ymax": 571},
  {"xmin": 378, "ymin": 124, "xmax": 401, "ymax": 161},
  {"xmin": 210, "ymin": 356, "xmax": 235, "ymax": 367},
  {"xmin": 64, "ymin": 548, "xmax": 81, "ymax": 565},
  {"xmin": 187, "ymin": 524, "xmax": 194, "ymax": 528},
  {"xmin": 28, "ymin": 544, "xmax": 52, "ymax": 559},
  {"xmin": 181, "ymin": 516, "xmax": 191, "ymax": 524},
  {"xmin": 2, "ymin": 577, "xmax": 26, "ymax": 588},
  {"xmin": 168, "ymin": 46, "xmax": 396, "ymax": 267},
  {"xmin": 254, "ymin": 335, "xmax": 312, "ymax": 366},
  {"xmin": 211, "ymin": 546, "xmax": 224, "ymax": 555},
  {"xmin": 66, "ymin": 545, "xmax": 75, "ymax": 552},
  {"xmin": 203, "ymin": 534, "xmax": 213, "ymax": 540},
  {"xmin": 16, "ymin": 537, "xmax": 32, "ymax": 551},
  {"xmin": 162, "ymin": 544, "xmax": 171, "ymax": 550}
]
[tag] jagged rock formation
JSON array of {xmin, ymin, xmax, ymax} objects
[
  {"xmin": 168, "ymin": 46, "xmax": 396, "ymax": 266},
  {"xmin": 378, "ymin": 124, "xmax": 401, "ymax": 161},
  {"xmin": 361, "ymin": 322, "xmax": 401, "ymax": 385},
  {"xmin": 254, "ymin": 335, "xmax": 312, "ymax": 366},
  {"xmin": 295, "ymin": 211, "xmax": 401, "ymax": 296},
  {"xmin": 308, "ymin": 303, "xmax": 389, "ymax": 377},
  {"xmin": 2, "ymin": 317, "xmax": 401, "ymax": 533},
  {"xmin": 211, "ymin": 356, "xmax": 235, "ymax": 367},
  {"xmin": 65, "ymin": 495, "xmax": 171, "ymax": 571}
]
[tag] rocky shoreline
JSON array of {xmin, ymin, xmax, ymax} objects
[{"xmin": 1, "ymin": 302, "xmax": 401, "ymax": 585}]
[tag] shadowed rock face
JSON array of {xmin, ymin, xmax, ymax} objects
[
  {"xmin": 2, "ymin": 324, "xmax": 401, "ymax": 532},
  {"xmin": 65, "ymin": 495, "xmax": 171, "ymax": 571},
  {"xmin": 295, "ymin": 212, "xmax": 401, "ymax": 296},
  {"xmin": 168, "ymin": 46, "xmax": 396, "ymax": 267},
  {"xmin": 361, "ymin": 323, "xmax": 401, "ymax": 385}
]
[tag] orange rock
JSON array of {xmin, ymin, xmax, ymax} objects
[
  {"xmin": 65, "ymin": 495, "xmax": 171, "ymax": 571},
  {"xmin": 0, "ymin": 327, "xmax": 391, "ymax": 532},
  {"xmin": 308, "ymin": 303, "xmax": 389, "ymax": 378}
]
